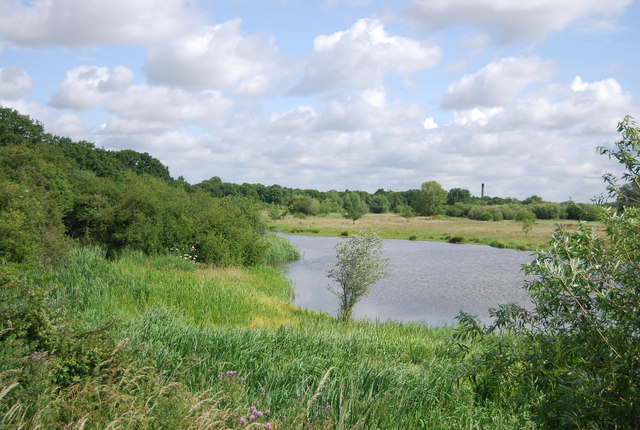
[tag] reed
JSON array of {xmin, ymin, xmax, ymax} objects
[
  {"xmin": 44, "ymin": 247, "xmax": 526, "ymax": 428},
  {"xmin": 263, "ymin": 233, "xmax": 302, "ymax": 262}
]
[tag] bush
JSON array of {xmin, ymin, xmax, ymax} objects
[
  {"xmin": 457, "ymin": 116, "xmax": 640, "ymax": 429},
  {"xmin": 445, "ymin": 202, "xmax": 470, "ymax": 217}
]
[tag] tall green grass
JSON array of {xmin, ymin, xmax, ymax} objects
[
  {"xmin": 53, "ymin": 246, "xmax": 303, "ymax": 328},
  {"xmin": 44, "ymin": 246, "xmax": 527, "ymax": 428},
  {"xmin": 263, "ymin": 233, "xmax": 301, "ymax": 262}
]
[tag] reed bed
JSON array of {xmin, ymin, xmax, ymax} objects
[{"xmin": 38, "ymin": 246, "xmax": 527, "ymax": 428}]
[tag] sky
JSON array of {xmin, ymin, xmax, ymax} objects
[{"xmin": 1, "ymin": 0, "xmax": 639, "ymax": 202}]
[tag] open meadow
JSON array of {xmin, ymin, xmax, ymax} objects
[{"xmin": 267, "ymin": 212, "xmax": 604, "ymax": 250}]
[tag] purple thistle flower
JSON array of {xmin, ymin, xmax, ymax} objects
[
  {"xmin": 264, "ymin": 424, "xmax": 272, "ymax": 429},
  {"xmin": 239, "ymin": 417, "xmax": 247, "ymax": 425},
  {"xmin": 250, "ymin": 405, "xmax": 258, "ymax": 413},
  {"xmin": 250, "ymin": 415, "xmax": 257, "ymax": 421},
  {"xmin": 264, "ymin": 410, "xmax": 270, "ymax": 415},
  {"xmin": 256, "ymin": 411, "xmax": 264, "ymax": 418}
]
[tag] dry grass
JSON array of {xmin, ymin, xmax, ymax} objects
[{"xmin": 268, "ymin": 212, "xmax": 605, "ymax": 250}]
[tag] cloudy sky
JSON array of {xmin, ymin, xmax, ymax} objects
[{"xmin": 1, "ymin": 0, "xmax": 639, "ymax": 202}]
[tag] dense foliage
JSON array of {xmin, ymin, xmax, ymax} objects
[
  {"xmin": 456, "ymin": 116, "xmax": 640, "ymax": 429},
  {"xmin": 0, "ymin": 107, "xmax": 267, "ymax": 266}
]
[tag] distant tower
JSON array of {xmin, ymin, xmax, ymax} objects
[{"xmin": 481, "ymin": 183, "xmax": 485, "ymax": 198}]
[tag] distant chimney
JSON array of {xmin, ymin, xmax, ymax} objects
[{"xmin": 481, "ymin": 183, "xmax": 485, "ymax": 198}]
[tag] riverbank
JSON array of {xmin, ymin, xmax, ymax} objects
[
  {"xmin": 2, "ymin": 246, "xmax": 527, "ymax": 428},
  {"xmin": 267, "ymin": 212, "xmax": 603, "ymax": 250}
]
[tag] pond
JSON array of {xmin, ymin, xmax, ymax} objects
[{"xmin": 280, "ymin": 234, "xmax": 534, "ymax": 326}]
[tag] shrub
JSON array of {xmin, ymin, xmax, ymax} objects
[
  {"xmin": 445, "ymin": 202, "xmax": 470, "ymax": 217},
  {"xmin": 457, "ymin": 116, "xmax": 640, "ymax": 429},
  {"xmin": 327, "ymin": 230, "xmax": 390, "ymax": 321}
]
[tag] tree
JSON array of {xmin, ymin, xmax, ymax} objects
[
  {"xmin": 267, "ymin": 204, "xmax": 285, "ymax": 221},
  {"xmin": 522, "ymin": 194, "xmax": 544, "ymax": 205},
  {"xmin": 369, "ymin": 194, "xmax": 390, "ymax": 213},
  {"xmin": 457, "ymin": 116, "xmax": 640, "ymax": 429},
  {"xmin": 327, "ymin": 230, "xmax": 390, "ymax": 322},
  {"xmin": 447, "ymin": 187, "xmax": 472, "ymax": 205},
  {"xmin": 342, "ymin": 191, "xmax": 368, "ymax": 224},
  {"xmin": 415, "ymin": 181, "xmax": 448, "ymax": 216},
  {"xmin": 396, "ymin": 205, "xmax": 415, "ymax": 222}
]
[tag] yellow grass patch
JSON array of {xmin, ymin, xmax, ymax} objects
[{"xmin": 267, "ymin": 212, "xmax": 605, "ymax": 250}]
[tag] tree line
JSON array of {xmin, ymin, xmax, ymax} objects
[
  {"xmin": 0, "ymin": 107, "xmax": 267, "ymax": 267},
  {"xmin": 196, "ymin": 173, "xmax": 603, "ymax": 223}
]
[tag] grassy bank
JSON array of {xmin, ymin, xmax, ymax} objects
[
  {"xmin": 1, "ymin": 246, "xmax": 528, "ymax": 428},
  {"xmin": 267, "ymin": 212, "xmax": 603, "ymax": 250}
]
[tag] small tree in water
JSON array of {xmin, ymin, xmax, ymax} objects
[{"xmin": 327, "ymin": 229, "xmax": 390, "ymax": 322}]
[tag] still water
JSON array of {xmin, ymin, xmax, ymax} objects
[{"xmin": 281, "ymin": 234, "xmax": 533, "ymax": 327}]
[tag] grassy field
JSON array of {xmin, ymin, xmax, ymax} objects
[
  {"xmin": 0, "ymin": 246, "xmax": 529, "ymax": 429},
  {"xmin": 267, "ymin": 212, "xmax": 604, "ymax": 250}
]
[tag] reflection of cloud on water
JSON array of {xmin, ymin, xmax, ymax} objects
[{"xmin": 281, "ymin": 234, "xmax": 533, "ymax": 326}]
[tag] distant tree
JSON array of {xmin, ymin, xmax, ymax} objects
[
  {"xmin": 522, "ymin": 195, "xmax": 544, "ymax": 205},
  {"xmin": 291, "ymin": 196, "xmax": 320, "ymax": 215},
  {"xmin": 267, "ymin": 204, "xmax": 285, "ymax": 221},
  {"xmin": 446, "ymin": 202, "xmax": 471, "ymax": 218},
  {"xmin": 521, "ymin": 217, "xmax": 536, "ymax": 236},
  {"xmin": 415, "ymin": 181, "xmax": 448, "ymax": 216},
  {"xmin": 319, "ymin": 199, "xmax": 341, "ymax": 215},
  {"xmin": 265, "ymin": 184, "xmax": 284, "ymax": 205},
  {"xmin": 327, "ymin": 229, "xmax": 390, "ymax": 322},
  {"xmin": 617, "ymin": 181, "xmax": 640, "ymax": 208},
  {"xmin": 447, "ymin": 188, "xmax": 472, "ymax": 205},
  {"xmin": 342, "ymin": 192, "xmax": 368, "ymax": 224},
  {"xmin": 396, "ymin": 205, "xmax": 415, "ymax": 222},
  {"xmin": 369, "ymin": 194, "xmax": 390, "ymax": 213},
  {"xmin": 112, "ymin": 149, "xmax": 171, "ymax": 181}
]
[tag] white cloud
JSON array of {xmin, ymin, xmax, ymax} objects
[
  {"xmin": 50, "ymin": 113, "xmax": 92, "ymax": 141},
  {"xmin": 405, "ymin": 0, "xmax": 632, "ymax": 43},
  {"xmin": 108, "ymin": 85, "xmax": 236, "ymax": 127},
  {"xmin": 50, "ymin": 66, "xmax": 134, "ymax": 110},
  {"xmin": 0, "ymin": 65, "xmax": 33, "ymax": 99},
  {"xmin": 292, "ymin": 18, "xmax": 441, "ymax": 94},
  {"xmin": 441, "ymin": 56, "xmax": 555, "ymax": 109},
  {"xmin": 0, "ymin": 0, "xmax": 201, "ymax": 47},
  {"xmin": 423, "ymin": 117, "xmax": 439, "ymax": 130},
  {"xmin": 144, "ymin": 19, "xmax": 281, "ymax": 96}
]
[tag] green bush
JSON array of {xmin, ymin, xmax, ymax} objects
[
  {"xmin": 457, "ymin": 116, "xmax": 640, "ymax": 429},
  {"xmin": 445, "ymin": 202, "xmax": 470, "ymax": 217}
]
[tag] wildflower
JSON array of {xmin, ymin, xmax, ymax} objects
[
  {"xmin": 296, "ymin": 393, "xmax": 302, "ymax": 399},
  {"xmin": 256, "ymin": 411, "xmax": 264, "ymax": 418},
  {"xmin": 264, "ymin": 410, "xmax": 270, "ymax": 415},
  {"xmin": 259, "ymin": 387, "xmax": 265, "ymax": 393},
  {"xmin": 326, "ymin": 404, "xmax": 332, "ymax": 410},
  {"xmin": 30, "ymin": 351, "xmax": 48, "ymax": 361},
  {"xmin": 250, "ymin": 405, "xmax": 257, "ymax": 413},
  {"xmin": 250, "ymin": 415, "xmax": 257, "ymax": 421},
  {"xmin": 264, "ymin": 424, "xmax": 272, "ymax": 429},
  {"xmin": 239, "ymin": 417, "xmax": 247, "ymax": 425}
]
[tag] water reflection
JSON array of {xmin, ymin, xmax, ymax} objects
[{"xmin": 280, "ymin": 234, "xmax": 533, "ymax": 327}]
